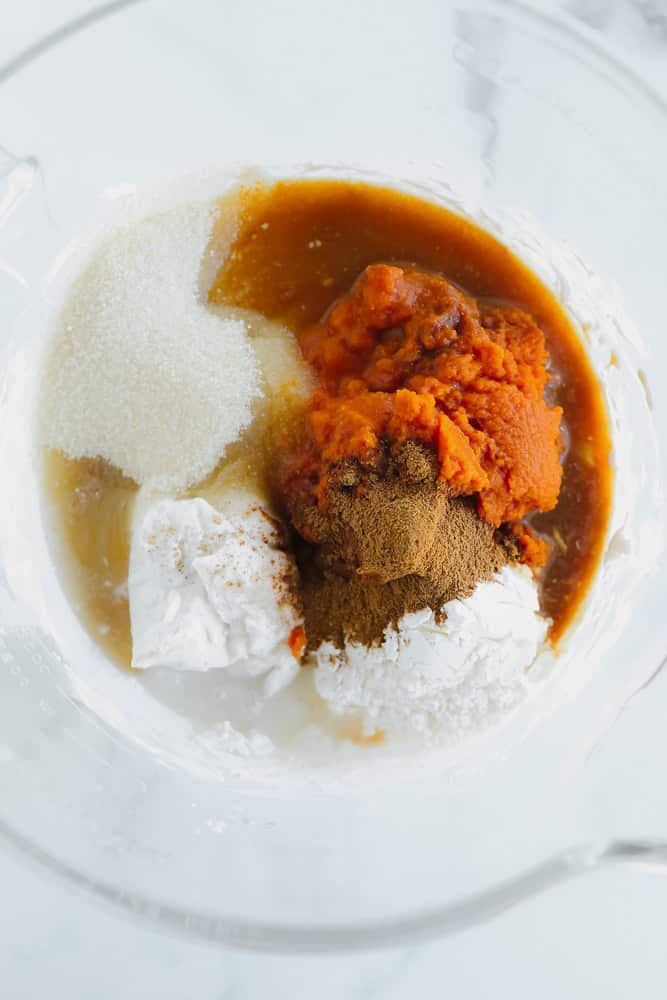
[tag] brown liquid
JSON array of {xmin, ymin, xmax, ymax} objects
[
  {"xmin": 210, "ymin": 179, "xmax": 612, "ymax": 642},
  {"xmin": 43, "ymin": 452, "xmax": 137, "ymax": 665}
]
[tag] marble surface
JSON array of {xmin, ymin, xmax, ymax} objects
[{"xmin": 2, "ymin": 1, "xmax": 667, "ymax": 996}]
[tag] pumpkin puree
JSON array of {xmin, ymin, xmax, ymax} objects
[{"xmin": 285, "ymin": 264, "xmax": 563, "ymax": 530}]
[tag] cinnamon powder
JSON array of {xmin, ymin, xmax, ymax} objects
[{"xmin": 289, "ymin": 443, "xmax": 513, "ymax": 650}]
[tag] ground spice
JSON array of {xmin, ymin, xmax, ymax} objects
[{"xmin": 290, "ymin": 443, "xmax": 512, "ymax": 649}]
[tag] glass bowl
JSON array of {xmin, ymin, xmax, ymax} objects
[{"xmin": 1, "ymin": 0, "xmax": 667, "ymax": 952}]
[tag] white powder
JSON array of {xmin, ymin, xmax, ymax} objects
[
  {"xmin": 128, "ymin": 494, "xmax": 302, "ymax": 697},
  {"xmin": 313, "ymin": 565, "xmax": 549, "ymax": 742},
  {"xmin": 40, "ymin": 202, "xmax": 260, "ymax": 490}
]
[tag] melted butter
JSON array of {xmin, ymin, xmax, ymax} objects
[
  {"xmin": 340, "ymin": 725, "xmax": 386, "ymax": 747},
  {"xmin": 43, "ymin": 451, "xmax": 138, "ymax": 666}
]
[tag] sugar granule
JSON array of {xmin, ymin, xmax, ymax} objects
[{"xmin": 41, "ymin": 202, "xmax": 261, "ymax": 489}]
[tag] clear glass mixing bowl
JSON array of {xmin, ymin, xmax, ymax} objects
[{"xmin": 1, "ymin": 0, "xmax": 667, "ymax": 952}]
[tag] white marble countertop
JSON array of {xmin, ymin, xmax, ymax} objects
[{"xmin": 3, "ymin": 2, "xmax": 667, "ymax": 996}]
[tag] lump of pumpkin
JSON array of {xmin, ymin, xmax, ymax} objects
[{"xmin": 285, "ymin": 264, "xmax": 563, "ymax": 527}]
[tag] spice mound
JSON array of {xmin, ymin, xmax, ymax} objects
[
  {"xmin": 286, "ymin": 264, "xmax": 563, "ymax": 526},
  {"xmin": 290, "ymin": 442, "xmax": 514, "ymax": 652}
]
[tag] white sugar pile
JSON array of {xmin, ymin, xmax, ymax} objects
[{"xmin": 41, "ymin": 202, "xmax": 260, "ymax": 490}]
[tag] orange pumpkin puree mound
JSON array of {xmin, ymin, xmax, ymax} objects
[
  {"xmin": 510, "ymin": 523, "xmax": 551, "ymax": 570},
  {"xmin": 287, "ymin": 264, "xmax": 563, "ymax": 527},
  {"xmin": 288, "ymin": 625, "xmax": 307, "ymax": 660}
]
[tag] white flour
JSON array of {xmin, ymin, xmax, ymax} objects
[
  {"xmin": 129, "ymin": 493, "xmax": 302, "ymax": 697},
  {"xmin": 313, "ymin": 565, "xmax": 548, "ymax": 742}
]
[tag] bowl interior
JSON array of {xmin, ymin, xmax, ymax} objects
[{"xmin": 1, "ymin": 0, "xmax": 667, "ymax": 950}]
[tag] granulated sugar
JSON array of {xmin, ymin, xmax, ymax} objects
[{"xmin": 41, "ymin": 201, "xmax": 260, "ymax": 490}]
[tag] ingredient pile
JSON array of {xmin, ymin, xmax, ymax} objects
[
  {"xmin": 278, "ymin": 263, "xmax": 560, "ymax": 736},
  {"xmin": 284, "ymin": 263, "xmax": 561, "ymax": 647},
  {"xmin": 41, "ymin": 177, "xmax": 612, "ymax": 750}
]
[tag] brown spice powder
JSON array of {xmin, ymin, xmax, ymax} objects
[{"xmin": 289, "ymin": 442, "xmax": 513, "ymax": 650}]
